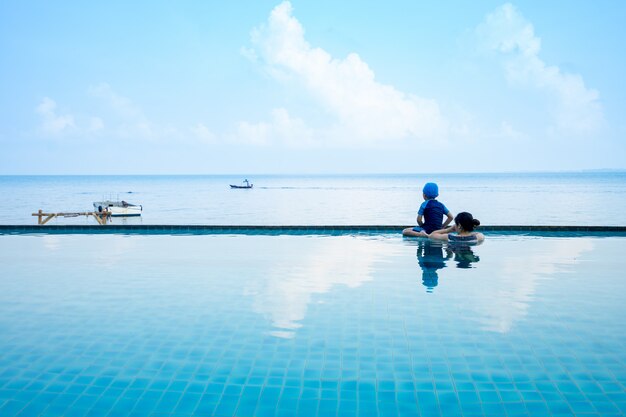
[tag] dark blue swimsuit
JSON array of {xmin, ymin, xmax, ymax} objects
[{"xmin": 412, "ymin": 199, "xmax": 449, "ymax": 234}]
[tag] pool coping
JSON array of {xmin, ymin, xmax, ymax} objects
[{"xmin": 1, "ymin": 224, "xmax": 626, "ymax": 236}]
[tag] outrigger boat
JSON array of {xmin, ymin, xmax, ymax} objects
[
  {"xmin": 93, "ymin": 200, "xmax": 143, "ymax": 217},
  {"xmin": 230, "ymin": 179, "xmax": 253, "ymax": 189}
]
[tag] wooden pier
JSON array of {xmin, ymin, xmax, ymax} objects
[{"xmin": 32, "ymin": 209, "xmax": 111, "ymax": 225}]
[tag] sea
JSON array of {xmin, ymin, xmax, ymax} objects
[{"xmin": 1, "ymin": 172, "xmax": 625, "ymax": 226}]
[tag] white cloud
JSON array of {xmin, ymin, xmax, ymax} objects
[
  {"xmin": 35, "ymin": 97, "xmax": 76, "ymax": 135},
  {"xmin": 88, "ymin": 117, "xmax": 104, "ymax": 133},
  {"xmin": 88, "ymin": 83, "xmax": 144, "ymax": 121},
  {"xmin": 472, "ymin": 238, "xmax": 594, "ymax": 333},
  {"xmin": 88, "ymin": 83, "xmax": 160, "ymax": 139},
  {"xmin": 476, "ymin": 3, "xmax": 604, "ymax": 134},
  {"xmin": 248, "ymin": 237, "xmax": 401, "ymax": 338},
  {"xmin": 234, "ymin": 107, "xmax": 313, "ymax": 147},
  {"xmin": 35, "ymin": 86, "xmax": 210, "ymax": 143},
  {"xmin": 244, "ymin": 1, "xmax": 445, "ymax": 147},
  {"xmin": 190, "ymin": 123, "xmax": 216, "ymax": 143},
  {"xmin": 498, "ymin": 120, "xmax": 525, "ymax": 140}
]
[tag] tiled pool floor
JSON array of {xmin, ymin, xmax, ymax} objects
[{"xmin": 0, "ymin": 234, "xmax": 624, "ymax": 416}]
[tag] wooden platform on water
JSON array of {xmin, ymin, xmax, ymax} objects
[{"xmin": 32, "ymin": 209, "xmax": 111, "ymax": 225}]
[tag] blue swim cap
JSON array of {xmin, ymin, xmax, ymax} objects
[{"xmin": 423, "ymin": 182, "xmax": 439, "ymax": 198}]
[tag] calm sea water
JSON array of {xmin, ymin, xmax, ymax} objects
[{"xmin": 1, "ymin": 172, "xmax": 625, "ymax": 225}]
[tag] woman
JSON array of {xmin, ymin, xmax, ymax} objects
[{"xmin": 429, "ymin": 212, "xmax": 484, "ymax": 243}]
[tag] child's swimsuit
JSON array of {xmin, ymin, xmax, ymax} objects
[{"xmin": 412, "ymin": 199, "xmax": 449, "ymax": 234}]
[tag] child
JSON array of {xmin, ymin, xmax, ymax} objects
[
  {"xmin": 403, "ymin": 182, "xmax": 453, "ymax": 237},
  {"xmin": 429, "ymin": 212, "xmax": 485, "ymax": 243}
]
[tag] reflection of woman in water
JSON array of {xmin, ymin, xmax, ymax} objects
[
  {"xmin": 451, "ymin": 245, "xmax": 480, "ymax": 268},
  {"xmin": 416, "ymin": 240, "xmax": 452, "ymax": 292}
]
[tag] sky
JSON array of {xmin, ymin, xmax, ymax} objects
[{"xmin": 1, "ymin": 1, "xmax": 625, "ymax": 174}]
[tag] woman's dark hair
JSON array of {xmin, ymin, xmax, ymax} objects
[{"xmin": 455, "ymin": 212, "xmax": 480, "ymax": 231}]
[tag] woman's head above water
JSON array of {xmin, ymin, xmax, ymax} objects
[{"xmin": 455, "ymin": 212, "xmax": 480, "ymax": 232}]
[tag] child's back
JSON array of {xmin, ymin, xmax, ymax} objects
[
  {"xmin": 419, "ymin": 198, "xmax": 449, "ymax": 233},
  {"xmin": 403, "ymin": 182, "xmax": 453, "ymax": 237}
]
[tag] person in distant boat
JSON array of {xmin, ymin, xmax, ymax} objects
[
  {"xmin": 429, "ymin": 212, "xmax": 485, "ymax": 243},
  {"xmin": 402, "ymin": 182, "xmax": 453, "ymax": 237}
]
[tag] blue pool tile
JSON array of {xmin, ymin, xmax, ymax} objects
[
  {"xmin": 395, "ymin": 391, "xmax": 415, "ymax": 404},
  {"xmin": 13, "ymin": 390, "xmax": 38, "ymax": 403},
  {"xmin": 206, "ymin": 383, "xmax": 225, "ymax": 394},
  {"xmin": 92, "ymin": 394, "xmax": 119, "ymax": 411},
  {"xmin": 213, "ymin": 395, "xmax": 239, "ymax": 417},
  {"xmin": 133, "ymin": 396, "xmax": 159, "ymax": 414},
  {"xmin": 359, "ymin": 390, "xmax": 377, "ymax": 403},
  {"xmin": 592, "ymin": 400, "xmax": 621, "ymax": 413},
  {"xmin": 482, "ymin": 402, "xmax": 506, "ymax": 416},
  {"xmin": 414, "ymin": 381, "xmax": 434, "ymax": 390},
  {"xmin": 541, "ymin": 391, "xmax": 565, "ymax": 402},
  {"xmin": 174, "ymin": 392, "xmax": 201, "ymax": 413},
  {"xmin": 256, "ymin": 405, "xmax": 278, "ymax": 417},
  {"xmin": 235, "ymin": 402, "xmax": 258, "ymax": 416},
  {"xmin": 454, "ymin": 381, "xmax": 474, "ymax": 391},
  {"xmin": 318, "ymin": 399, "xmax": 338, "ymax": 415},
  {"xmin": 72, "ymin": 394, "xmax": 99, "ymax": 409},
  {"xmin": 418, "ymin": 401, "xmax": 441, "ymax": 416},
  {"xmin": 378, "ymin": 404, "xmax": 399, "ymax": 417},
  {"xmin": 438, "ymin": 401, "xmax": 462, "ymax": 417},
  {"xmin": 460, "ymin": 401, "xmax": 483, "ymax": 414},
  {"xmin": 566, "ymin": 400, "xmax": 595, "ymax": 413},
  {"xmin": 297, "ymin": 398, "xmax": 319, "ymax": 414},
  {"xmin": 546, "ymin": 400, "xmax": 573, "ymax": 414},
  {"xmin": 478, "ymin": 390, "xmax": 500, "ymax": 402},
  {"xmin": 457, "ymin": 390, "xmax": 480, "ymax": 404},
  {"xmin": 194, "ymin": 398, "xmax": 217, "ymax": 416},
  {"xmin": 224, "ymin": 385, "xmax": 243, "ymax": 396},
  {"xmin": 376, "ymin": 391, "xmax": 394, "ymax": 403},
  {"xmin": 41, "ymin": 402, "xmax": 71, "ymax": 416},
  {"xmin": 12, "ymin": 399, "xmax": 44, "ymax": 417},
  {"xmin": 500, "ymin": 389, "xmax": 523, "ymax": 402},
  {"xmin": 0, "ymin": 389, "xmax": 17, "ymax": 401},
  {"xmin": 396, "ymin": 402, "xmax": 419, "ymax": 417},
  {"xmin": 84, "ymin": 408, "xmax": 110, "ymax": 417}
]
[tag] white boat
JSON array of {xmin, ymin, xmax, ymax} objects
[{"xmin": 93, "ymin": 200, "xmax": 142, "ymax": 217}]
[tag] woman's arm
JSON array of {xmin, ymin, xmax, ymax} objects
[
  {"xmin": 431, "ymin": 224, "xmax": 456, "ymax": 235},
  {"xmin": 429, "ymin": 231, "xmax": 449, "ymax": 241}
]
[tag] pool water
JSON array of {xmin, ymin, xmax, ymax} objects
[{"xmin": 0, "ymin": 233, "xmax": 625, "ymax": 416}]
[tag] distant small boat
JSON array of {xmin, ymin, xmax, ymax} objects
[
  {"xmin": 94, "ymin": 200, "xmax": 142, "ymax": 217},
  {"xmin": 230, "ymin": 179, "xmax": 253, "ymax": 189}
]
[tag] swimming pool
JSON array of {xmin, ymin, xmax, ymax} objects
[{"xmin": 0, "ymin": 233, "xmax": 624, "ymax": 416}]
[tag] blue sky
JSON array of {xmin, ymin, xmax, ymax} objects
[{"xmin": 1, "ymin": 1, "xmax": 625, "ymax": 174}]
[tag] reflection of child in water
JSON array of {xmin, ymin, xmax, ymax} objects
[
  {"xmin": 416, "ymin": 240, "xmax": 452, "ymax": 292},
  {"xmin": 416, "ymin": 239, "xmax": 481, "ymax": 292}
]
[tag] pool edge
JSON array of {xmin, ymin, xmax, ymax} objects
[{"xmin": 1, "ymin": 224, "xmax": 626, "ymax": 236}]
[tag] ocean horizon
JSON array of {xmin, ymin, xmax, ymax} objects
[{"xmin": 2, "ymin": 171, "xmax": 625, "ymax": 226}]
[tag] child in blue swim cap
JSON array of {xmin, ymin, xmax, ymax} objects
[{"xmin": 403, "ymin": 182, "xmax": 454, "ymax": 238}]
